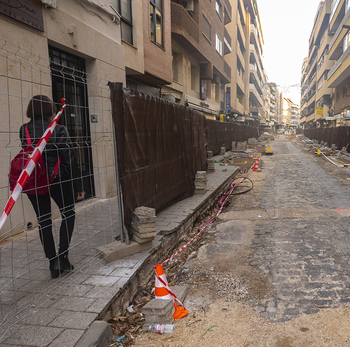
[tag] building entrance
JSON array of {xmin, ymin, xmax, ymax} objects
[{"xmin": 49, "ymin": 46, "xmax": 95, "ymax": 199}]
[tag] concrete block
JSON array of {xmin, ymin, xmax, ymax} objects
[
  {"xmin": 142, "ymin": 299, "xmax": 173, "ymax": 316},
  {"xmin": 135, "ymin": 206, "xmax": 156, "ymax": 217},
  {"xmin": 171, "ymin": 285, "xmax": 190, "ymax": 302},
  {"xmin": 144, "ymin": 306, "xmax": 175, "ymax": 323},
  {"xmin": 131, "ymin": 224, "xmax": 156, "ymax": 234},
  {"xmin": 131, "ymin": 229, "xmax": 157, "ymax": 238},
  {"xmin": 132, "ymin": 214, "xmax": 156, "ymax": 224},
  {"xmin": 75, "ymin": 321, "xmax": 113, "ymax": 347},
  {"xmin": 131, "ymin": 234, "xmax": 154, "ymax": 244},
  {"xmin": 96, "ymin": 240, "xmax": 152, "ymax": 263}
]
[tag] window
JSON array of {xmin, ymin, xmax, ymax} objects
[
  {"xmin": 343, "ymin": 85, "xmax": 348, "ymax": 98},
  {"xmin": 202, "ymin": 15, "xmax": 211, "ymax": 42},
  {"xmin": 216, "ymin": 34, "xmax": 222, "ymax": 56},
  {"xmin": 111, "ymin": 0, "xmax": 133, "ymax": 44},
  {"xmin": 215, "ymin": 0, "xmax": 222, "ymax": 17},
  {"xmin": 150, "ymin": 0, "xmax": 163, "ymax": 46}
]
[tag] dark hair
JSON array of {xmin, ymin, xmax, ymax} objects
[{"xmin": 26, "ymin": 95, "xmax": 57, "ymax": 119}]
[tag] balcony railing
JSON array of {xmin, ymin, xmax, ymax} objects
[
  {"xmin": 171, "ymin": 2, "xmax": 199, "ymax": 43},
  {"xmin": 224, "ymin": 27, "xmax": 232, "ymax": 54},
  {"xmin": 330, "ymin": 0, "xmax": 341, "ymax": 22}
]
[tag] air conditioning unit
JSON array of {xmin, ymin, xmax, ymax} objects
[
  {"xmin": 41, "ymin": 0, "xmax": 57, "ymax": 8},
  {"xmin": 181, "ymin": 0, "xmax": 194, "ymax": 14}
]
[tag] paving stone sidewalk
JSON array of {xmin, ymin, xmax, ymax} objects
[{"xmin": 0, "ymin": 159, "xmax": 239, "ymax": 346}]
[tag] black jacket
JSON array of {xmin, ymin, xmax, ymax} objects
[{"xmin": 19, "ymin": 118, "xmax": 83, "ymax": 193}]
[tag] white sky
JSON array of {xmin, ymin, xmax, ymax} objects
[{"xmin": 258, "ymin": 0, "xmax": 323, "ymax": 104}]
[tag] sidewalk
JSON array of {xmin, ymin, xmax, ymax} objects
[{"xmin": 0, "ymin": 159, "xmax": 240, "ymax": 346}]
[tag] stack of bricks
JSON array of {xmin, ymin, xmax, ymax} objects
[
  {"xmin": 207, "ymin": 158, "xmax": 215, "ymax": 171},
  {"xmin": 220, "ymin": 147, "xmax": 226, "ymax": 155},
  {"xmin": 194, "ymin": 171, "xmax": 207, "ymax": 191},
  {"xmin": 207, "ymin": 150, "xmax": 213, "ymax": 158},
  {"xmin": 142, "ymin": 299, "xmax": 175, "ymax": 331},
  {"xmin": 130, "ymin": 206, "xmax": 156, "ymax": 244}
]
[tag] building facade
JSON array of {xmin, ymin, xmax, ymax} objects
[
  {"xmin": 327, "ymin": 0, "xmax": 350, "ymax": 126},
  {"xmin": 0, "ymin": 0, "xmax": 125, "ymax": 236},
  {"xmin": 160, "ymin": 0, "xmax": 232, "ymax": 119},
  {"xmin": 300, "ymin": 0, "xmax": 333, "ymax": 128},
  {"xmin": 225, "ymin": 0, "xmax": 266, "ymax": 126}
]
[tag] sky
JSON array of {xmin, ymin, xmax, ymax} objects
[{"xmin": 258, "ymin": 0, "xmax": 324, "ymax": 104}]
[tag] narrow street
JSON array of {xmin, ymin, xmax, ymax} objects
[{"xmin": 135, "ymin": 136, "xmax": 350, "ymax": 346}]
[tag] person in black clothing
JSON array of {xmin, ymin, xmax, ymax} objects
[{"xmin": 20, "ymin": 95, "xmax": 85, "ymax": 279}]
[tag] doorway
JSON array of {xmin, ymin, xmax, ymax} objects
[{"xmin": 49, "ymin": 46, "xmax": 95, "ymax": 199}]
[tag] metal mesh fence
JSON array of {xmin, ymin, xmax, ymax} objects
[{"xmin": 0, "ymin": 38, "xmax": 123, "ymax": 340}]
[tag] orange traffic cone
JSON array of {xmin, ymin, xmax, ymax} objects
[
  {"xmin": 253, "ymin": 158, "xmax": 259, "ymax": 171},
  {"xmin": 249, "ymin": 153, "xmax": 254, "ymax": 159},
  {"xmin": 155, "ymin": 264, "xmax": 188, "ymax": 319}
]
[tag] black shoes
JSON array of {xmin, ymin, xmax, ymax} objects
[
  {"xmin": 49, "ymin": 258, "xmax": 60, "ymax": 279},
  {"xmin": 59, "ymin": 255, "xmax": 74, "ymax": 271},
  {"xmin": 49, "ymin": 255, "xmax": 74, "ymax": 279}
]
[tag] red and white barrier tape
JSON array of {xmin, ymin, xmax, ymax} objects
[
  {"xmin": 161, "ymin": 161, "xmax": 256, "ymax": 267},
  {"xmin": 0, "ymin": 98, "xmax": 66, "ymax": 231}
]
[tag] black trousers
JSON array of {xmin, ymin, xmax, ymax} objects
[{"xmin": 27, "ymin": 179, "xmax": 75, "ymax": 261}]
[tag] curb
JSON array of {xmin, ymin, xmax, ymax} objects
[{"xmin": 75, "ymin": 321, "xmax": 113, "ymax": 347}]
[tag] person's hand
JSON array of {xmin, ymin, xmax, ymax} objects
[{"xmin": 77, "ymin": 191, "xmax": 86, "ymax": 201}]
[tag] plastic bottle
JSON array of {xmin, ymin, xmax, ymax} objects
[{"xmin": 149, "ymin": 323, "xmax": 175, "ymax": 334}]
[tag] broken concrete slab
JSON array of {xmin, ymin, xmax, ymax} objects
[{"xmin": 96, "ymin": 240, "xmax": 152, "ymax": 263}]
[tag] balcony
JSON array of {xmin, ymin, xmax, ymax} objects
[
  {"xmin": 330, "ymin": 0, "xmax": 345, "ymax": 32},
  {"xmin": 224, "ymin": 27, "xmax": 232, "ymax": 55},
  {"xmin": 237, "ymin": 40, "xmax": 245, "ymax": 70},
  {"xmin": 237, "ymin": 73, "xmax": 244, "ymax": 92},
  {"xmin": 249, "ymin": 84, "xmax": 263, "ymax": 107},
  {"xmin": 171, "ymin": 2, "xmax": 199, "ymax": 44},
  {"xmin": 328, "ymin": 45, "xmax": 350, "ymax": 87},
  {"xmin": 223, "ymin": 0, "xmax": 232, "ymax": 25},
  {"xmin": 233, "ymin": 99, "xmax": 245, "ymax": 115},
  {"xmin": 329, "ymin": 7, "xmax": 350, "ymax": 60}
]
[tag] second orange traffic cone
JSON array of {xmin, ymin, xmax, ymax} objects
[
  {"xmin": 253, "ymin": 158, "xmax": 259, "ymax": 171},
  {"xmin": 155, "ymin": 264, "xmax": 188, "ymax": 319}
]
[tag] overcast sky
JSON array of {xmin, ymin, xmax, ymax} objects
[{"xmin": 258, "ymin": 0, "xmax": 324, "ymax": 103}]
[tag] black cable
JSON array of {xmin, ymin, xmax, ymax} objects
[{"xmin": 229, "ymin": 177, "xmax": 254, "ymax": 196}]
